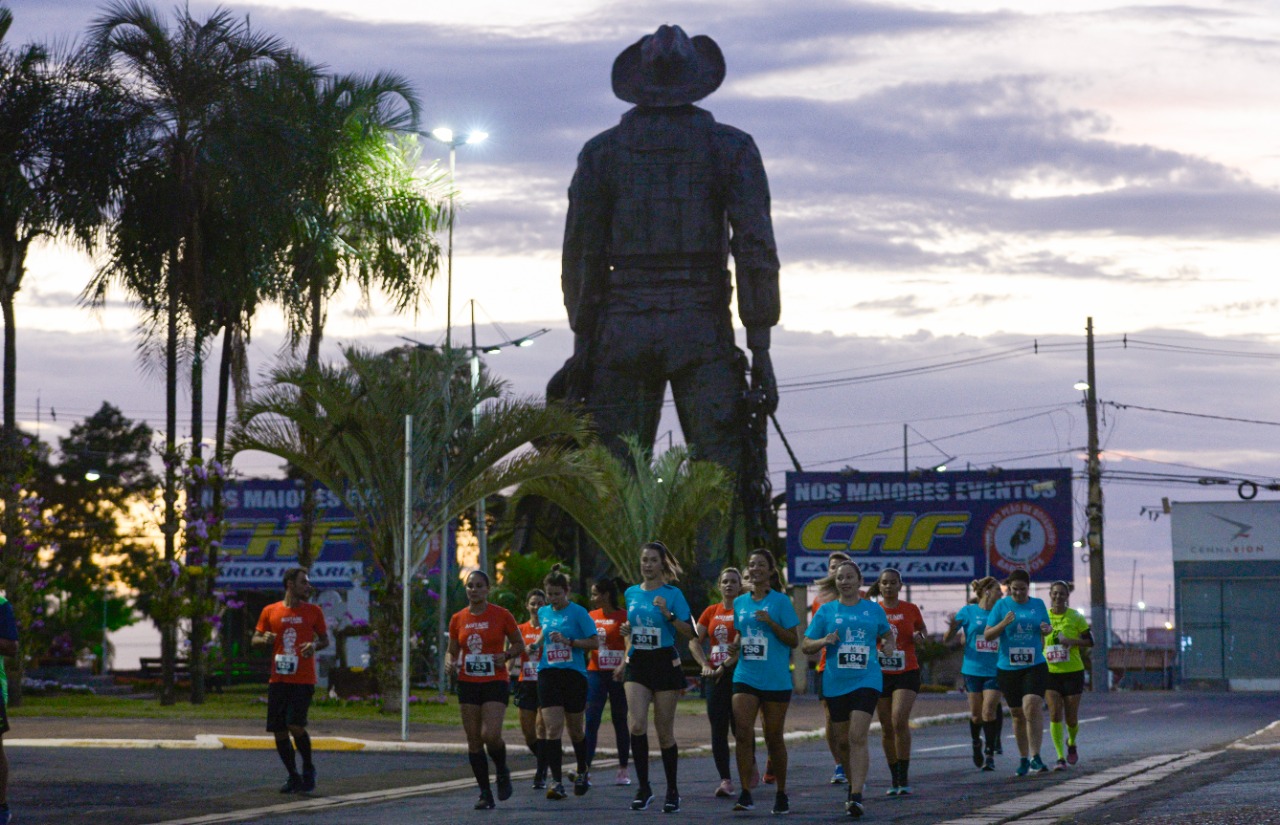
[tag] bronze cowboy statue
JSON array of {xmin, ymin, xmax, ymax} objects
[{"xmin": 549, "ymin": 25, "xmax": 781, "ymax": 559}]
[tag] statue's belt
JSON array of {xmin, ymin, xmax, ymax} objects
[
  {"xmin": 609, "ymin": 252, "xmax": 725, "ymax": 271},
  {"xmin": 608, "ymin": 266, "xmax": 727, "ymax": 287}
]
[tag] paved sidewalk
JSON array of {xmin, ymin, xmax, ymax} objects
[{"xmin": 8, "ymin": 691, "xmax": 973, "ymax": 750}]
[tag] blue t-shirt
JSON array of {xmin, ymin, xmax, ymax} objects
[
  {"xmin": 805, "ymin": 598, "xmax": 890, "ymax": 697},
  {"xmin": 625, "ymin": 583, "xmax": 692, "ymax": 651},
  {"xmin": 987, "ymin": 595, "xmax": 1051, "ymax": 670},
  {"xmin": 0, "ymin": 598, "xmax": 14, "ymax": 706},
  {"xmin": 537, "ymin": 602, "xmax": 596, "ymax": 674},
  {"xmin": 732, "ymin": 589, "xmax": 800, "ymax": 692},
  {"xmin": 954, "ymin": 603, "xmax": 999, "ymax": 677}
]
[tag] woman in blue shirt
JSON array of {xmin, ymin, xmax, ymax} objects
[
  {"xmin": 983, "ymin": 569, "xmax": 1052, "ymax": 776},
  {"xmin": 801, "ymin": 560, "xmax": 894, "ymax": 819},
  {"xmin": 731, "ymin": 549, "xmax": 800, "ymax": 816},
  {"xmin": 621, "ymin": 541, "xmax": 693, "ymax": 813},
  {"xmin": 944, "ymin": 576, "xmax": 1003, "ymax": 771},
  {"xmin": 535, "ymin": 564, "xmax": 599, "ymax": 800}
]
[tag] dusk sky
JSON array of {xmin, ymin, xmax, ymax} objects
[{"xmin": 9, "ymin": 0, "xmax": 1280, "ymax": 636}]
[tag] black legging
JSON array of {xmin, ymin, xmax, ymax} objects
[{"xmin": 705, "ymin": 666, "xmax": 735, "ymax": 781}]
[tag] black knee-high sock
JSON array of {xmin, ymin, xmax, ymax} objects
[
  {"xmin": 889, "ymin": 760, "xmax": 901, "ymax": 787},
  {"xmin": 274, "ymin": 733, "xmax": 298, "ymax": 776},
  {"xmin": 547, "ymin": 738, "xmax": 564, "ymax": 783},
  {"xmin": 534, "ymin": 740, "xmax": 547, "ymax": 779},
  {"xmin": 469, "ymin": 751, "xmax": 492, "ymax": 794},
  {"xmin": 995, "ymin": 702, "xmax": 1005, "ymax": 740},
  {"xmin": 900, "ymin": 759, "xmax": 910, "ymax": 787},
  {"xmin": 660, "ymin": 744, "xmax": 679, "ymax": 790},
  {"xmin": 983, "ymin": 719, "xmax": 1000, "ymax": 751},
  {"xmin": 572, "ymin": 738, "xmax": 589, "ymax": 774},
  {"xmin": 969, "ymin": 719, "xmax": 981, "ymax": 742},
  {"xmin": 487, "ymin": 742, "xmax": 508, "ymax": 775},
  {"xmin": 631, "ymin": 733, "xmax": 651, "ymax": 788},
  {"xmin": 293, "ymin": 731, "xmax": 313, "ymax": 771}
]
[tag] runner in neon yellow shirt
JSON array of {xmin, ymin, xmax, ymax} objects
[{"xmin": 1044, "ymin": 582, "xmax": 1093, "ymax": 770}]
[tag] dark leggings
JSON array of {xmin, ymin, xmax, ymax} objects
[
  {"xmin": 706, "ymin": 668, "xmax": 735, "ymax": 780},
  {"xmin": 584, "ymin": 670, "xmax": 630, "ymax": 768}
]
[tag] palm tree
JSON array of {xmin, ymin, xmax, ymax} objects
[
  {"xmin": 87, "ymin": 0, "xmax": 286, "ymax": 704},
  {"xmin": 250, "ymin": 59, "xmax": 446, "ymax": 568},
  {"xmin": 233, "ymin": 345, "xmax": 594, "ymax": 704},
  {"xmin": 510, "ymin": 435, "xmax": 734, "ymax": 584},
  {"xmin": 0, "ymin": 11, "xmax": 137, "ymax": 704}
]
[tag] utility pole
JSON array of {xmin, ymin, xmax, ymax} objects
[
  {"xmin": 903, "ymin": 423, "xmax": 909, "ymax": 473},
  {"xmin": 1084, "ymin": 316, "xmax": 1109, "ymax": 693}
]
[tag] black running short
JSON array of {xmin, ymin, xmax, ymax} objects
[
  {"xmin": 624, "ymin": 647, "xmax": 687, "ymax": 693},
  {"xmin": 732, "ymin": 681, "xmax": 792, "ymax": 705},
  {"xmin": 515, "ymin": 680, "xmax": 540, "ymax": 711},
  {"xmin": 457, "ymin": 679, "xmax": 510, "ymax": 706},
  {"xmin": 881, "ymin": 668, "xmax": 922, "ymax": 695},
  {"xmin": 1045, "ymin": 669, "xmax": 1085, "ymax": 697},
  {"xmin": 998, "ymin": 663, "xmax": 1048, "ymax": 707},
  {"xmin": 825, "ymin": 687, "xmax": 881, "ymax": 722},
  {"xmin": 266, "ymin": 682, "xmax": 314, "ymax": 732},
  {"xmin": 537, "ymin": 667, "xmax": 588, "ymax": 713}
]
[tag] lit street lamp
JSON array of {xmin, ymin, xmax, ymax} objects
[{"xmin": 420, "ymin": 127, "xmax": 488, "ymax": 351}]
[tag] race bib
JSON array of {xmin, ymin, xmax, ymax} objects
[
  {"xmin": 709, "ymin": 644, "xmax": 730, "ymax": 667},
  {"xmin": 599, "ymin": 648, "xmax": 624, "ymax": 669},
  {"xmin": 975, "ymin": 638, "xmax": 999, "ymax": 653},
  {"xmin": 465, "ymin": 653, "xmax": 496, "ymax": 677},
  {"xmin": 631, "ymin": 628, "xmax": 660, "ymax": 650},
  {"xmin": 274, "ymin": 654, "xmax": 299, "ymax": 676},
  {"xmin": 837, "ymin": 644, "xmax": 870, "ymax": 670},
  {"xmin": 1009, "ymin": 647, "xmax": 1035, "ymax": 665},
  {"xmin": 878, "ymin": 650, "xmax": 905, "ymax": 670},
  {"xmin": 742, "ymin": 639, "xmax": 768, "ymax": 661},
  {"xmin": 522, "ymin": 660, "xmax": 539, "ymax": 681},
  {"xmin": 547, "ymin": 642, "xmax": 572, "ymax": 664},
  {"xmin": 1045, "ymin": 644, "xmax": 1069, "ymax": 664}
]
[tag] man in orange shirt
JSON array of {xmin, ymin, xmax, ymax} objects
[{"xmin": 253, "ymin": 568, "xmax": 329, "ymax": 793}]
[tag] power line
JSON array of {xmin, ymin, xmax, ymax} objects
[{"xmin": 1107, "ymin": 401, "xmax": 1280, "ymax": 427}]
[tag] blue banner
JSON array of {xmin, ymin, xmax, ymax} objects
[{"xmin": 786, "ymin": 469, "xmax": 1074, "ymax": 585}]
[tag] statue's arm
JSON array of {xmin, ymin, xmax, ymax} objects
[
  {"xmin": 562, "ymin": 142, "xmax": 612, "ymax": 337},
  {"xmin": 723, "ymin": 133, "xmax": 780, "ymax": 352}
]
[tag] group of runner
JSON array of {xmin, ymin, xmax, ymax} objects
[{"xmin": 250, "ymin": 549, "xmax": 1093, "ymax": 819}]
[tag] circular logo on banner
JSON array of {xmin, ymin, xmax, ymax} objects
[{"xmin": 984, "ymin": 502, "xmax": 1058, "ymax": 575}]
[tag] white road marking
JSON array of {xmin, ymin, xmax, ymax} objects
[
  {"xmin": 1128, "ymin": 707, "xmax": 1150, "ymax": 714},
  {"xmin": 917, "ymin": 743, "xmax": 971, "ymax": 752}
]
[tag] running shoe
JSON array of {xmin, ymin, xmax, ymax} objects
[
  {"xmin": 1015, "ymin": 758, "xmax": 1031, "ymax": 777},
  {"xmin": 763, "ymin": 757, "xmax": 776, "ymax": 785},
  {"xmin": 972, "ymin": 738, "xmax": 984, "ymax": 768},
  {"xmin": 574, "ymin": 771, "xmax": 591, "ymax": 797},
  {"xmin": 279, "ymin": 774, "xmax": 303, "ymax": 793},
  {"xmin": 632, "ymin": 785, "xmax": 655, "ymax": 811},
  {"xmin": 771, "ymin": 792, "xmax": 790, "ymax": 815},
  {"xmin": 846, "ymin": 796, "xmax": 864, "ymax": 819},
  {"xmin": 496, "ymin": 767, "xmax": 513, "ymax": 801},
  {"xmin": 474, "ymin": 791, "xmax": 496, "ymax": 810},
  {"xmin": 616, "ymin": 767, "xmax": 632, "ymax": 786},
  {"xmin": 1053, "ymin": 759, "xmax": 1067, "ymax": 772},
  {"xmin": 995, "ymin": 741, "xmax": 1003, "ymax": 754},
  {"xmin": 663, "ymin": 789, "xmax": 681, "ymax": 813},
  {"xmin": 716, "ymin": 778, "xmax": 735, "ymax": 798},
  {"xmin": 301, "ymin": 765, "xmax": 317, "ymax": 793},
  {"xmin": 897, "ymin": 786, "xmax": 913, "ymax": 796},
  {"xmin": 532, "ymin": 776, "xmax": 547, "ymax": 790},
  {"xmin": 830, "ymin": 763, "xmax": 848, "ymax": 784},
  {"xmin": 547, "ymin": 782, "xmax": 568, "ymax": 800},
  {"xmin": 749, "ymin": 761, "xmax": 761, "ymax": 789},
  {"xmin": 566, "ymin": 769, "xmax": 577, "ymax": 783},
  {"xmin": 885, "ymin": 786, "xmax": 900, "ymax": 797},
  {"xmin": 734, "ymin": 790, "xmax": 755, "ymax": 811},
  {"xmin": 1029, "ymin": 755, "xmax": 1049, "ymax": 774},
  {"xmin": 982, "ymin": 753, "xmax": 996, "ymax": 772},
  {"xmin": 1067, "ymin": 745, "xmax": 1079, "ymax": 765}
]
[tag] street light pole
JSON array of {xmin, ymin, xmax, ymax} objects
[
  {"xmin": 422, "ymin": 127, "xmax": 487, "ymax": 352},
  {"xmin": 1084, "ymin": 316, "xmax": 1109, "ymax": 693},
  {"xmin": 470, "ymin": 301, "xmax": 487, "ymax": 576}
]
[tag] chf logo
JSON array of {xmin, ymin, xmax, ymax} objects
[{"xmin": 799, "ymin": 512, "xmax": 970, "ymax": 553}]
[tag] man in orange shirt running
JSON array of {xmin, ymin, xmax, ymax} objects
[{"xmin": 253, "ymin": 568, "xmax": 330, "ymax": 794}]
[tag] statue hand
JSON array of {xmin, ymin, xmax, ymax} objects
[{"xmin": 751, "ymin": 349, "xmax": 778, "ymax": 414}]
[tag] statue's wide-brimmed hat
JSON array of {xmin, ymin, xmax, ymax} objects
[{"xmin": 612, "ymin": 24, "xmax": 725, "ymax": 107}]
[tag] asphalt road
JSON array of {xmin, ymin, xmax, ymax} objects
[{"xmin": 10, "ymin": 691, "xmax": 1278, "ymax": 825}]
